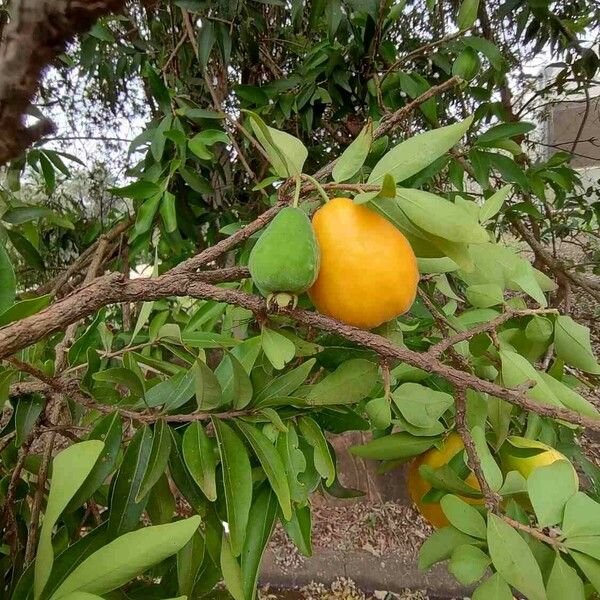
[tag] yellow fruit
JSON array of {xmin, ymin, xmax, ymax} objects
[
  {"xmin": 499, "ymin": 436, "xmax": 578, "ymax": 483},
  {"xmin": 407, "ymin": 433, "xmax": 483, "ymax": 529},
  {"xmin": 308, "ymin": 197, "xmax": 419, "ymax": 329}
]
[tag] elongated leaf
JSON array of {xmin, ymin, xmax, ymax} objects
[
  {"xmin": 182, "ymin": 421, "xmax": 217, "ymax": 501},
  {"xmin": 0, "ymin": 242, "xmax": 16, "ymax": 312},
  {"xmin": 546, "ymin": 555, "xmax": 585, "ymax": 600},
  {"xmin": 66, "ymin": 413, "xmax": 122, "ymax": 512},
  {"xmin": 107, "ymin": 426, "xmax": 153, "ymax": 538},
  {"xmin": 281, "ymin": 504, "xmax": 312, "ymax": 557},
  {"xmin": 479, "ymin": 185, "xmax": 511, "ymax": 223},
  {"xmin": 0, "ymin": 294, "xmax": 52, "ymax": 328},
  {"xmin": 137, "ymin": 419, "xmax": 172, "ymax": 501},
  {"xmin": 332, "ymin": 121, "xmax": 373, "ymax": 182},
  {"xmin": 350, "ymin": 432, "xmax": 439, "ymax": 460},
  {"xmin": 449, "ymin": 544, "xmax": 490, "ymax": 585},
  {"xmin": 471, "ymin": 425, "xmax": 503, "ymax": 491},
  {"xmin": 193, "ymin": 359, "xmax": 223, "ymax": 411},
  {"xmin": 277, "ymin": 425, "xmax": 307, "ymax": 503},
  {"xmin": 477, "ymin": 121, "xmax": 535, "ymax": 144},
  {"xmin": 212, "ymin": 419, "xmax": 252, "ymax": 556},
  {"xmin": 255, "ymin": 358, "xmax": 316, "ymax": 404},
  {"xmin": 92, "ymin": 367, "xmax": 144, "ymax": 398},
  {"xmin": 168, "ymin": 428, "xmax": 207, "ymax": 513},
  {"xmin": 215, "ymin": 353, "xmax": 253, "ymax": 409},
  {"xmin": 486, "ymin": 513, "xmax": 546, "ymax": 600},
  {"xmin": 307, "ymin": 359, "xmax": 378, "ymax": 406},
  {"xmin": 50, "ymin": 517, "xmax": 201, "ymax": 598},
  {"xmin": 145, "ymin": 368, "xmax": 195, "ymax": 410},
  {"xmin": 527, "ymin": 461, "xmax": 578, "ymax": 527},
  {"xmin": 177, "ymin": 531, "xmax": 205, "ymax": 597},
  {"xmin": 368, "ymin": 117, "xmax": 473, "ymax": 184},
  {"xmin": 554, "ymin": 315, "xmax": 600, "ymax": 374},
  {"xmin": 471, "ymin": 572, "xmax": 513, "ymax": 600},
  {"xmin": 440, "ymin": 495, "xmax": 486, "ymax": 539},
  {"xmin": 418, "ymin": 526, "xmax": 478, "ymax": 570},
  {"xmin": 220, "ymin": 534, "xmax": 244, "ymax": 600},
  {"xmin": 241, "ymin": 486, "xmax": 278, "ymax": 600},
  {"xmin": 237, "ymin": 422, "xmax": 292, "ymax": 519},
  {"xmin": 15, "ymin": 394, "xmax": 44, "ymax": 446},
  {"xmin": 392, "ymin": 383, "xmax": 453, "ymax": 428},
  {"xmin": 261, "ymin": 327, "xmax": 296, "ymax": 370},
  {"xmin": 297, "ymin": 417, "xmax": 334, "ymax": 486},
  {"xmin": 457, "ymin": 0, "xmax": 479, "ymax": 29},
  {"xmin": 562, "ymin": 492, "xmax": 600, "ymax": 538},
  {"xmin": 34, "ymin": 441, "xmax": 104, "ymax": 599}
]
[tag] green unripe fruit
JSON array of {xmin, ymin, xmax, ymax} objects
[{"xmin": 249, "ymin": 207, "xmax": 320, "ymax": 307}]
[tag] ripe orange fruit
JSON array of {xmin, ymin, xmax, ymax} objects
[
  {"xmin": 308, "ymin": 197, "xmax": 419, "ymax": 329},
  {"xmin": 407, "ymin": 433, "xmax": 483, "ymax": 529}
]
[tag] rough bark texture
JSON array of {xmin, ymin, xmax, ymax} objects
[{"xmin": 0, "ymin": 0, "xmax": 126, "ymax": 165}]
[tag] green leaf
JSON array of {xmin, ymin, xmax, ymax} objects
[
  {"xmin": 395, "ymin": 188, "xmax": 489, "ymax": 244},
  {"xmin": 136, "ymin": 419, "xmax": 172, "ymax": 501},
  {"xmin": 132, "ymin": 193, "xmax": 162, "ymax": 238},
  {"xmin": 0, "ymin": 294, "xmax": 52, "ymax": 327},
  {"xmin": 15, "ymin": 394, "xmax": 44, "ymax": 446},
  {"xmin": 281, "ymin": 504, "xmax": 312, "ymax": 557},
  {"xmin": 350, "ymin": 432, "xmax": 439, "ymax": 460},
  {"xmin": 50, "ymin": 516, "xmax": 201, "ymax": 598},
  {"xmin": 526, "ymin": 316, "xmax": 554, "ymax": 343},
  {"xmin": 527, "ymin": 461, "xmax": 578, "ymax": 527},
  {"xmin": 221, "ymin": 534, "xmax": 244, "ymax": 600},
  {"xmin": 471, "ymin": 572, "xmax": 513, "ymax": 600},
  {"xmin": 168, "ymin": 428, "xmax": 207, "ymax": 513},
  {"xmin": 66, "ymin": 413, "xmax": 122, "ymax": 512},
  {"xmin": 195, "ymin": 129, "xmax": 229, "ymax": 145},
  {"xmin": 449, "ymin": 544, "xmax": 490, "ymax": 585},
  {"xmin": 179, "ymin": 166, "xmax": 212, "ymax": 193},
  {"xmin": 562, "ymin": 492, "xmax": 600, "ymax": 538},
  {"xmin": 419, "ymin": 464, "xmax": 482, "ymax": 498},
  {"xmin": 182, "ymin": 421, "xmax": 218, "ymax": 501},
  {"xmin": 109, "ymin": 180, "xmax": 160, "ymax": 199},
  {"xmin": 365, "ymin": 396, "xmax": 392, "ymax": 429},
  {"xmin": 241, "ymin": 486, "xmax": 278, "ymax": 600},
  {"xmin": 571, "ymin": 551, "xmax": 600, "ymax": 594},
  {"xmin": 457, "ymin": 0, "xmax": 480, "ymax": 29},
  {"xmin": 277, "ymin": 425, "xmax": 307, "ymax": 503},
  {"xmin": 255, "ymin": 358, "xmax": 316, "ymax": 404},
  {"xmin": 144, "ymin": 64, "xmax": 171, "ymax": 113},
  {"xmin": 477, "ymin": 121, "xmax": 536, "ymax": 144},
  {"xmin": 332, "ymin": 121, "xmax": 373, "ymax": 182},
  {"xmin": 261, "ymin": 327, "xmax": 296, "ymax": 370},
  {"xmin": 566, "ymin": 537, "xmax": 600, "ymax": 560},
  {"xmin": 34, "ymin": 441, "xmax": 104, "ymax": 599},
  {"xmin": 554, "ymin": 315, "xmax": 600, "ymax": 374},
  {"xmin": 145, "ymin": 368, "xmax": 196, "ymax": 410},
  {"xmin": 418, "ymin": 526, "xmax": 478, "ymax": 570},
  {"xmin": 177, "ymin": 531, "xmax": 205, "ymax": 596},
  {"xmin": 465, "ymin": 283, "xmax": 504, "ymax": 308},
  {"xmin": 160, "ymin": 191, "xmax": 178, "ymax": 233},
  {"xmin": 452, "ymin": 47, "xmax": 480, "ymax": 80},
  {"xmin": 298, "ymin": 416, "xmax": 335, "ymax": 486},
  {"xmin": 307, "ymin": 359, "xmax": 378, "ymax": 406},
  {"xmin": 107, "ymin": 426, "xmax": 152, "ymax": 538},
  {"xmin": 471, "ymin": 425, "xmax": 503, "ymax": 491},
  {"xmin": 368, "ymin": 117, "xmax": 473, "ymax": 184},
  {"xmin": 463, "ymin": 36, "xmax": 504, "ymax": 70},
  {"xmin": 546, "ymin": 555, "xmax": 585, "ymax": 600},
  {"xmin": 8, "ymin": 229, "xmax": 45, "ymax": 270},
  {"xmin": 238, "ymin": 421, "xmax": 292, "ymax": 519},
  {"xmin": 486, "ymin": 513, "xmax": 546, "ymax": 600},
  {"xmin": 392, "ymin": 383, "xmax": 453, "ymax": 428},
  {"xmin": 0, "ymin": 242, "xmax": 16, "ymax": 312},
  {"xmin": 192, "ymin": 359, "xmax": 223, "ymax": 411},
  {"xmin": 213, "ymin": 419, "xmax": 253, "ymax": 556},
  {"xmin": 92, "ymin": 367, "xmax": 144, "ymax": 398},
  {"xmin": 440, "ymin": 495, "xmax": 487, "ymax": 539},
  {"xmin": 215, "ymin": 353, "xmax": 253, "ymax": 409},
  {"xmin": 3, "ymin": 206, "xmax": 54, "ymax": 224},
  {"xmin": 189, "ymin": 135, "xmax": 213, "ymax": 160},
  {"xmin": 248, "ymin": 112, "xmax": 308, "ymax": 177}
]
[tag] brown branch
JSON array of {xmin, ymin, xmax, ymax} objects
[
  {"xmin": 429, "ymin": 308, "xmax": 559, "ymax": 356},
  {"xmin": 0, "ymin": 0, "xmax": 127, "ymax": 165},
  {"xmin": 5, "ymin": 279, "xmax": 600, "ymax": 432},
  {"xmin": 454, "ymin": 388, "xmax": 501, "ymax": 512},
  {"xmin": 501, "ymin": 515, "xmax": 565, "ymax": 550}
]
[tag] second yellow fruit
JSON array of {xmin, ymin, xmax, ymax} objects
[{"xmin": 309, "ymin": 198, "xmax": 419, "ymax": 329}]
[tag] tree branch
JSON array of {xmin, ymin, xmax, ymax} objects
[{"xmin": 0, "ymin": 0, "xmax": 127, "ymax": 165}]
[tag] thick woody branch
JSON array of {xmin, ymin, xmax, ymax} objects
[
  {"xmin": 0, "ymin": 0, "xmax": 126, "ymax": 165},
  {"xmin": 4, "ymin": 278, "xmax": 600, "ymax": 432}
]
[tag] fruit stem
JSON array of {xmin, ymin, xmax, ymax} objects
[
  {"xmin": 303, "ymin": 174, "xmax": 329, "ymax": 204},
  {"xmin": 293, "ymin": 175, "xmax": 301, "ymax": 208}
]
